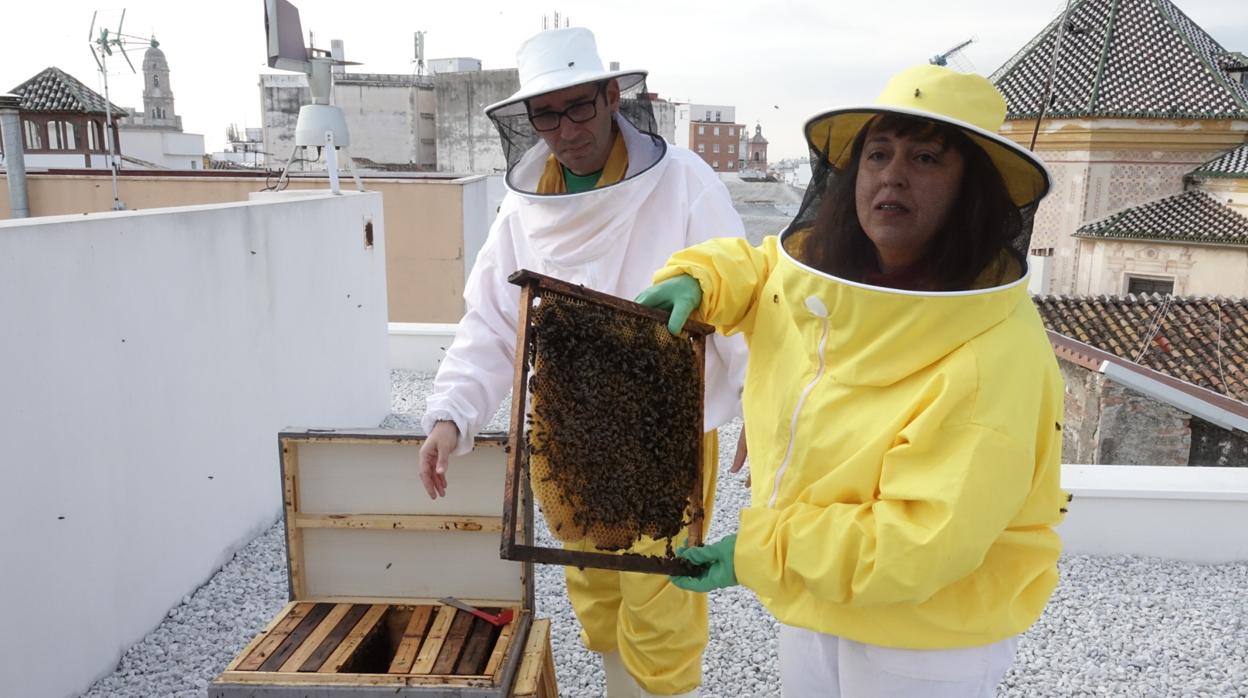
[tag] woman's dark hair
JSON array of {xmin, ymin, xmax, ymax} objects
[{"xmin": 801, "ymin": 113, "xmax": 1022, "ymax": 291}]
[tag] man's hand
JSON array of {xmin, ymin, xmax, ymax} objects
[
  {"xmin": 419, "ymin": 421, "xmax": 460, "ymax": 499},
  {"xmin": 635, "ymin": 275, "xmax": 703, "ymax": 335}
]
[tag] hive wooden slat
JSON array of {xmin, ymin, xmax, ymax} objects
[
  {"xmin": 235, "ymin": 603, "xmax": 316, "ymax": 672},
  {"xmin": 317, "ymin": 604, "xmax": 388, "ymax": 674},
  {"xmin": 278, "ymin": 603, "xmax": 352, "ymax": 673},
  {"xmin": 257, "ymin": 603, "xmax": 335, "ymax": 672},
  {"xmin": 411, "ymin": 605, "xmax": 457, "ymax": 675},
  {"xmin": 431, "ymin": 608, "xmax": 476, "ymax": 675},
  {"xmin": 298, "ymin": 604, "xmax": 370, "ymax": 672},
  {"xmin": 387, "ymin": 605, "xmax": 435, "ymax": 674},
  {"xmin": 455, "ymin": 616, "xmax": 498, "ymax": 675}
]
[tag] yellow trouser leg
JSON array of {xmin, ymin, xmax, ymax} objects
[{"xmin": 564, "ymin": 431, "xmax": 719, "ymax": 696}]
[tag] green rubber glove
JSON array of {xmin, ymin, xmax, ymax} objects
[
  {"xmin": 670, "ymin": 534, "xmax": 737, "ymax": 593},
  {"xmin": 635, "ymin": 275, "xmax": 703, "ymax": 335}
]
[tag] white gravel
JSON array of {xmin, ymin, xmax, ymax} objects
[{"xmin": 80, "ymin": 369, "xmax": 1248, "ymax": 697}]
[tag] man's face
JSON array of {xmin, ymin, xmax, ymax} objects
[{"xmin": 526, "ymin": 80, "xmax": 620, "ymax": 176}]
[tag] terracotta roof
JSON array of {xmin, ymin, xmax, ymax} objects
[
  {"xmin": 1075, "ymin": 189, "xmax": 1248, "ymax": 246},
  {"xmin": 1035, "ymin": 294, "xmax": 1248, "ymax": 401},
  {"xmin": 9, "ymin": 67, "xmax": 127, "ymax": 116},
  {"xmin": 991, "ymin": 0, "xmax": 1248, "ymax": 120},
  {"xmin": 1188, "ymin": 144, "xmax": 1248, "ymax": 180}
]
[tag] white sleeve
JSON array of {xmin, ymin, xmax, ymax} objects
[
  {"xmin": 685, "ymin": 176, "xmax": 749, "ymax": 430},
  {"xmin": 421, "ymin": 214, "xmax": 521, "ymax": 455}
]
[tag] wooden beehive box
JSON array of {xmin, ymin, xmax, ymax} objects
[{"xmin": 209, "ymin": 428, "xmax": 537, "ymax": 697}]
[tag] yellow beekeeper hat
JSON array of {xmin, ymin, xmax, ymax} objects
[{"xmin": 804, "ymin": 64, "xmax": 1050, "ymax": 209}]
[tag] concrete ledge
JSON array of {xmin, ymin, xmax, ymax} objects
[
  {"xmin": 1059, "ymin": 464, "xmax": 1248, "ymax": 562},
  {"xmin": 389, "ymin": 322, "xmax": 458, "ymax": 372}
]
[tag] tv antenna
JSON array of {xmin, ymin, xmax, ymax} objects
[
  {"xmin": 929, "ymin": 37, "xmax": 976, "ymax": 72},
  {"xmin": 88, "ymin": 9, "xmax": 153, "ymax": 210},
  {"xmin": 265, "ymin": 0, "xmax": 363, "ymax": 194},
  {"xmin": 413, "ymin": 31, "xmax": 426, "ymax": 76},
  {"xmin": 542, "ymin": 11, "xmax": 570, "ymax": 30}
]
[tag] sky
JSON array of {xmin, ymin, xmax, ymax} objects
[{"xmin": 3, "ymin": 0, "xmax": 1245, "ymax": 160}]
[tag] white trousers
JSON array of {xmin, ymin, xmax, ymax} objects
[{"xmin": 778, "ymin": 625, "xmax": 1018, "ymax": 698}]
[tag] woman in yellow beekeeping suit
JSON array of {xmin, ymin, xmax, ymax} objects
[{"xmin": 638, "ymin": 64, "xmax": 1069, "ymax": 697}]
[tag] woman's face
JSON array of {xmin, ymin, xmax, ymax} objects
[{"xmin": 854, "ymin": 121, "xmax": 966, "ymax": 273}]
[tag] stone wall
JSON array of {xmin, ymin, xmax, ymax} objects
[{"xmin": 1056, "ymin": 357, "xmax": 1246, "ymax": 466}]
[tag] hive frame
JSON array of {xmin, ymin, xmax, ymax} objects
[{"xmin": 501, "ymin": 270, "xmax": 710, "ymax": 576}]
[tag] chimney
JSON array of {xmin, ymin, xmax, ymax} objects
[{"xmin": 0, "ymin": 93, "xmax": 30, "ymax": 219}]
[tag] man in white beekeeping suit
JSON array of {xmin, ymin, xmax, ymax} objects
[{"xmin": 416, "ymin": 26, "xmax": 749, "ymax": 698}]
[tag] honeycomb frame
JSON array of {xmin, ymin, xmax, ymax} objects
[{"xmin": 501, "ymin": 270, "xmax": 711, "ymax": 576}]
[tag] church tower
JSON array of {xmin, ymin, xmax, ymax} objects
[{"xmin": 141, "ymin": 41, "xmax": 179, "ymax": 128}]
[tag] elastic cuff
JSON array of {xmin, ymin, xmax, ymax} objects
[{"xmin": 419, "ymin": 410, "xmax": 474, "ymax": 456}]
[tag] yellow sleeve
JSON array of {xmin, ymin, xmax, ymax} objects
[
  {"xmin": 653, "ymin": 236, "xmax": 780, "ymax": 336},
  {"xmin": 735, "ymin": 422, "xmax": 1035, "ymax": 607}
]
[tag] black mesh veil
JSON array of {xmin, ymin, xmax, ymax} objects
[
  {"xmin": 782, "ymin": 114, "xmax": 1042, "ymax": 277},
  {"xmin": 486, "ymin": 73, "xmax": 661, "ymax": 191}
]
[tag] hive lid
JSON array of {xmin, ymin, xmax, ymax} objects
[{"xmin": 279, "ymin": 428, "xmax": 531, "ymax": 608}]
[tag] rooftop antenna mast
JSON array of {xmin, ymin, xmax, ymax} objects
[
  {"xmin": 929, "ymin": 37, "xmax": 976, "ymax": 72},
  {"xmin": 542, "ymin": 11, "xmax": 569, "ymax": 30},
  {"xmin": 88, "ymin": 8, "xmax": 153, "ymax": 210},
  {"xmin": 413, "ymin": 31, "xmax": 426, "ymax": 76},
  {"xmin": 1030, "ymin": 0, "xmax": 1078, "ymax": 151}
]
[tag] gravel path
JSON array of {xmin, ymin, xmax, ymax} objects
[{"xmin": 80, "ymin": 370, "xmax": 1248, "ymax": 697}]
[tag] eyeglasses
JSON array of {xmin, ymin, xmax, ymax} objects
[{"xmin": 527, "ymin": 82, "xmax": 606, "ymax": 132}]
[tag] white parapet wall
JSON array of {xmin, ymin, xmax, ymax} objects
[
  {"xmin": 0, "ymin": 191, "xmax": 392, "ymax": 697},
  {"xmin": 389, "ymin": 322, "xmax": 458, "ymax": 372},
  {"xmin": 1059, "ymin": 464, "xmax": 1248, "ymax": 562}
]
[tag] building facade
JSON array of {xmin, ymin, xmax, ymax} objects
[
  {"xmin": 992, "ymin": 0, "xmax": 1248, "ymax": 295},
  {"xmin": 682, "ymin": 104, "xmax": 742, "ymax": 172},
  {"xmin": 261, "ymin": 43, "xmax": 518, "ymax": 175},
  {"xmin": 261, "ymin": 71, "xmax": 438, "ymax": 173},
  {"xmin": 2, "ymin": 67, "xmax": 124, "ymax": 170}
]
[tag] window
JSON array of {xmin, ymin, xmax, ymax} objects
[
  {"xmin": 47, "ymin": 121, "xmax": 64, "ymax": 149},
  {"xmin": 728, "ymin": 161, "xmax": 735, "ymax": 169},
  {"xmin": 697, "ymin": 125, "xmax": 705, "ymax": 135},
  {"xmin": 713, "ymin": 144, "xmax": 720, "ymax": 153},
  {"xmin": 24, "ymin": 120, "xmax": 42, "ymax": 149},
  {"xmin": 1126, "ymin": 276, "xmax": 1174, "ymax": 296},
  {"xmin": 704, "ymin": 110, "xmax": 712, "ymax": 120},
  {"xmin": 153, "ymin": 75, "xmax": 160, "ymax": 88},
  {"xmin": 64, "ymin": 122, "xmax": 78, "ymax": 149},
  {"xmin": 729, "ymin": 127, "xmax": 735, "ymax": 136},
  {"xmin": 697, "ymin": 143, "xmax": 705, "ymax": 153},
  {"xmin": 713, "ymin": 126, "xmax": 720, "ymax": 136},
  {"xmin": 753, "ymin": 151, "xmax": 760, "ymax": 161},
  {"xmin": 715, "ymin": 111, "xmax": 721, "ymax": 122},
  {"xmin": 728, "ymin": 144, "xmax": 735, "ymax": 154},
  {"xmin": 87, "ymin": 120, "xmax": 100, "ymax": 151},
  {"xmin": 713, "ymin": 160, "xmax": 719, "ymax": 169}
]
